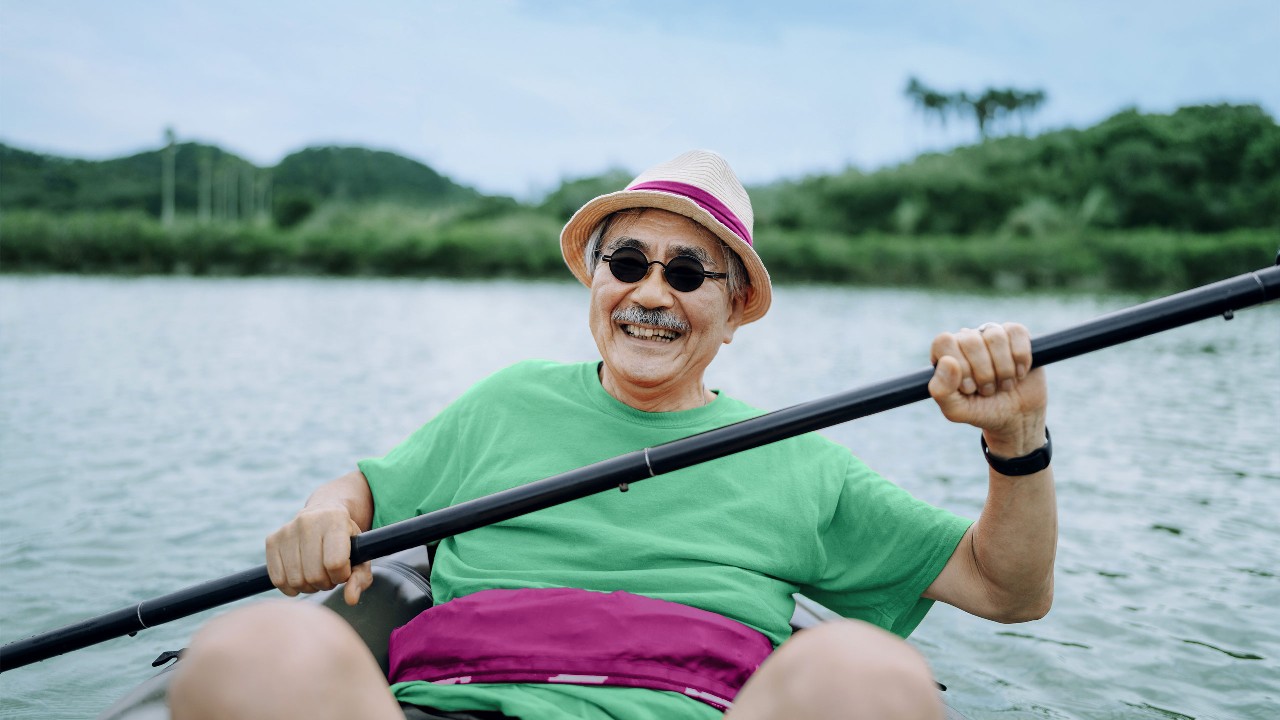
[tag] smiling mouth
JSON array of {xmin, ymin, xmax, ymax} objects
[{"xmin": 621, "ymin": 324, "xmax": 681, "ymax": 342}]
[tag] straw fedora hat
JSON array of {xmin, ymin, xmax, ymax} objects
[{"xmin": 559, "ymin": 150, "xmax": 772, "ymax": 324}]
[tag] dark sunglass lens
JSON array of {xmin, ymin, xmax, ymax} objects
[
  {"xmin": 664, "ymin": 257, "xmax": 706, "ymax": 292},
  {"xmin": 607, "ymin": 248, "xmax": 649, "ymax": 283}
]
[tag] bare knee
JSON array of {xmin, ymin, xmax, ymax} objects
[
  {"xmin": 170, "ymin": 600, "xmax": 398, "ymax": 720},
  {"xmin": 730, "ymin": 620, "xmax": 942, "ymax": 720},
  {"xmin": 801, "ymin": 621, "xmax": 938, "ymax": 697},
  {"xmin": 175, "ymin": 600, "xmax": 359, "ymax": 680}
]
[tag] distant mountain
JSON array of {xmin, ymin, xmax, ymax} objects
[
  {"xmin": 272, "ymin": 146, "xmax": 479, "ymax": 206},
  {"xmin": 0, "ymin": 142, "xmax": 254, "ymax": 216},
  {"xmin": 0, "ymin": 142, "xmax": 482, "ymax": 217}
]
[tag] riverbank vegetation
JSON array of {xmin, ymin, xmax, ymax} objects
[{"xmin": 3, "ymin": 103, "xmax": 1277, "ymax": 291}]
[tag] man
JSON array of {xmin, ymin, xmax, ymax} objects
[{"xmin": 170, "ymin": 150, "xmax": 1055, "ymax": 720}]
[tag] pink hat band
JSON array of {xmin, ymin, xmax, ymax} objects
[
  {"xmin": 558, "ymin": 149, "xmax": 773, "ymax": 323},
  {"xmin": 627, "ymin": 181, "xmax": 754, "ymax": 247}
]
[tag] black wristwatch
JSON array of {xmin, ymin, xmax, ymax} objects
[{"xmin": 981, "ymin": 428, "xmax": 1052, "ymax": 476}]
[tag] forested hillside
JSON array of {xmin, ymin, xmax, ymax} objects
[
  {"xmin": 1, "ymin": 144, "xmax": 478, "ymax": 222},
  {"xmin": 3, "ymin": 103, "xmax": 1276, "ymax": 290}
]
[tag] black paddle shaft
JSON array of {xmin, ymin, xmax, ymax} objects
[{"xmin": 3, "ymin": 263, "xmax": 1278, "ymax": 673}]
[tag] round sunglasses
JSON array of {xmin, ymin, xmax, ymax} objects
[{"xmin": 600, "ymin": 246, "xmax": 728, "ymax": 293}]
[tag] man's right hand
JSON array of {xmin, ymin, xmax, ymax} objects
[{"xmin": 265, "ymin": 502, "xmax": 373, "ymax": 606}]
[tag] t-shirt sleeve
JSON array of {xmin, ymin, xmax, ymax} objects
[
  {"xmin": 356, "ymin": 361, "xmax": 552, "ymax": 531},
  {"xmin": 357, "ymin": 400, "xmax": 467, "ymax": 530},
  {"xmin": 800, "ymin": 454, "xmax": 973, "ymax": 637}
]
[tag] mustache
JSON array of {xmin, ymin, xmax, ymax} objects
[{"xmin": 612, "ymin": 306, "xmax": 690, "ymax": 334}]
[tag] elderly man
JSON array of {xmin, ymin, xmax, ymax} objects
[{"xmin": 170, "ymin": 151, "xmax": 1054, "ymax": 720}]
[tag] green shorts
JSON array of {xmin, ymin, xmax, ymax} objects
[{"xmin": 400, "ymin": 704, "xmax": 516, "ymax": 720}]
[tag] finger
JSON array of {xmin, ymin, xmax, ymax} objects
[
  {"xmin": 980, "ymin": 325, "xmax": 1017, "ymax": 390},
  {"xmin": 300, "ymin": 527, "xmax": 335, "ymax": 591},
  {"xmin": 344, "ymin": 562, "xmax": 373, "ymax": 606},
  {"xmin": 931, "ymin": 332, "xmax": 977, "ymax": 395},
  {"xmin": 1006, "ymin": 323, "xmax": 1033, "ymax": 379},
  {"xmin": 267, "ymin": 541, "xmax": 299, "ymax": 597},
  {"xmin": 274, "ymin": 523, "xmax": 310, "ymax": 594},
  {"xmin": 321, "ymin": 522, "xmax": 354, "ymax": 588},
  {"xmin": 957, "ymin": 328, "xmax": 997, "ymax": 396},
  {"xmin": 286, "ymin": 541, "xmax": 319, "ymax": 594},
  {"xmin": 929, "ymin": 356, "xmax": 975, "ymax": 424},
  {"xmin": 265, "ymin": 532, "xmax": 285, "ymax": 591},
  {"xmin": 928, "ymin": 355, "xmax": 962, "ymax": 401}
]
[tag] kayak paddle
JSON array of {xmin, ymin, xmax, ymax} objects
[{"xmin": 3, "ymin": 259, "xmax": 1277, "ymax": 673}]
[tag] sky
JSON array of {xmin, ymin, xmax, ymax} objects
[{"xmin": 2, "ymin": 0, "xmax": 1277, "ymax": 199}]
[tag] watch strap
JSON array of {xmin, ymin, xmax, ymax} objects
[{"xmin": 981, "ymin": 427, "xmax": 1052, "ymax": 476}]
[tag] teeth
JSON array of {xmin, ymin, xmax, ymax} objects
[{"xmin": 623, "ymin": 324, "xmax": 679, "ymax": 341}]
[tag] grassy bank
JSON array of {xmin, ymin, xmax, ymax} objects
[
  {"xmin": 2, "ymin": 208, "xmax": 1274, "ymax": 292},
  {"xmin": 759, "ymin": 227, "xmax": 1276, "ymax": 291}
]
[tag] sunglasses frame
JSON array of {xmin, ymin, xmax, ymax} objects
[{"xmin": 599, "ymin": 246, "xmax": 728, "ymax": 293}]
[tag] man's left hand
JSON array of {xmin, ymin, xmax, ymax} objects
[{"xmin": 928, "ymin": 322, "xmax": 1047, "ymax": 457}]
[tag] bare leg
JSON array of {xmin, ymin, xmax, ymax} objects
[
  {"xmin": 169, "ymin": 600, "xmax": 403, "ymax": 720},
  {"xmin": 725, "ymin": 620, "xmax": 944, "ymax": 720}
]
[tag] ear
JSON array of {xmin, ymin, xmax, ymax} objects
[{"xmin": 721, "ymin": 288, "xmax": 751, "ymax": 345}]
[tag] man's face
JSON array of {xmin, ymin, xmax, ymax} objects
[{"xmin": 589, "ymin": 209, "xmax": 745, "ymax": 404}]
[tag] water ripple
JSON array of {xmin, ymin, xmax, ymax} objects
[{"xmin": 2, "ymin": 277, "xmax": 1278, "ymax": 719}]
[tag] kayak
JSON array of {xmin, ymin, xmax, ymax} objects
[{"xmin": 96, "ymin": 546, "xmax": 970, "ymax": 719}]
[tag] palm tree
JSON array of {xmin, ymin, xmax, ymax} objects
[
  {"xmin": 962, "ymin": 91, "xmax": 1001, "ymax": 140},
  {"xmin": 904, "ymin": 76, "xmax": 957, "ymax": 129},
  {"xmin": 1015, "ymin": 90, "xmax": 1047, "ymax": 135},
  {"xmin": 910, "ymin": 80, "xmax": 1049, "ymax": 141}
]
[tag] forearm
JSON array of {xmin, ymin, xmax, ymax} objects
[
  {"xmin": 972, "ymin": 475, "xmax": 1057, "ymax": 618},
  {"xmin": 304, "ymin": 470, "xmax": 375, "ymax": 532},
  {"xmin": 969, "ymin": 423, "xmax": 1057, "ymax": 620},
  {"xmin": 926, "ymin": 324, "xmax": 1057, "ymax": 621}
]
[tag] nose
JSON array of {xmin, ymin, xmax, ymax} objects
[{"xmin": 629, "ymin": 262, "xmax": 675, "ymax": 308}]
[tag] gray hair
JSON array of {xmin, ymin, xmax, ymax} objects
[{"xmin": 583, "ymin": 209, "xmax": 750, "ymax": 303}]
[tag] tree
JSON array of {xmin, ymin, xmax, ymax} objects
[
  {"xmin": 198, "ymin": 147, "xmax": 212, "ymax": 223},
  {"xmin": 904, "ymin": 77, "xmax": 957, "ymax": 129},
  {"xmin": 905, "ymin": 78, "xmax": 1049, "ymax": 141},
  {"xmin": 162, "ymin": 127, "xmax": 176, "ymax": 226},
  {"xmin": 1014, "ymin": 90, "xmax": 1047, "ymax": 134}
]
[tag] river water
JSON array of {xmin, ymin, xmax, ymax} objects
[{"xmin": 0, "ymin": 275, "xmax": 1276, "ymax": 719}]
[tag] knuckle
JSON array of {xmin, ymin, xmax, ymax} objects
[
  {"xmin": 267, "ymin": 523, "xmax": 292, "ymax": 544},
  {"xmin": 303, "ymin": 569, "xmax": 329, "ymax": 587},
  {"xmin": 297, "ymin": 511, "xmax": 322, "ymax": 528}
]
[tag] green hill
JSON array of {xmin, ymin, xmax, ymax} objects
[
  {"xmin": 2, "ymin": 103, "xmax": 1276, "ymax": 289},
  {"xmin": 0, "ymin": 142, "xmax": 481, "ymax": 221},
  {"xmin": 750, "ymin": 103, "xmax": 1280, "ymax": 236},
  {"xmin": 0, "ymin": 142, "xmax": 255, "ymax": 216},
  {"xmin": 272, "ymin": 146, "xmax": 479, "ymax": 206}
]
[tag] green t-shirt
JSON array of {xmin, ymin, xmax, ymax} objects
[{"xmin": 358, "ymin": 360, "xmax": 971, "ymax": 719}]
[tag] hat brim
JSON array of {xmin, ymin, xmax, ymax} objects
[{"xmin": 559, "ymin": 189, "xmax": 772, "ymax": 324}]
